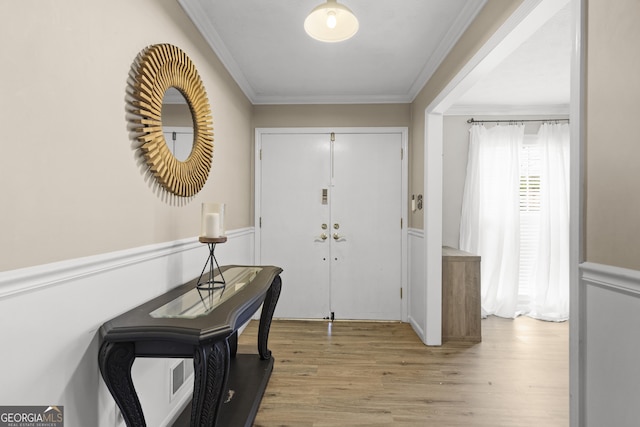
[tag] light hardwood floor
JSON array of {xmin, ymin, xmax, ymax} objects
[{"xmin": 238, "ymin": 316, "xmax": 568, "ymax": 427}]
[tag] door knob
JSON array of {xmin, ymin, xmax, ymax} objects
[
  {"xmin": 333, "ymin": 233, "xmax": 341, "ymax": 240},
  {"xmin": 320, "ymin": 233, "xmax": 328, "ymax": 240}
]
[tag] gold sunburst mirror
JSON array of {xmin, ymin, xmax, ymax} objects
[{"xmin": 129, "ymin": 44, "xmax": 213, "ymax": 197}]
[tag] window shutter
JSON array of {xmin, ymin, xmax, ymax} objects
[{"xmin": 519, "ymin": 136, "xmax": 542, "ymax": 299}]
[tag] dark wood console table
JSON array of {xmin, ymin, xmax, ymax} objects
[{"xmin": 98, "ymin": 265, "xmax": 282, "ymax": 427}]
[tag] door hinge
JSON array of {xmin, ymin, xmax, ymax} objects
[
  {"xmin": 401, "ymin": 148, "xmax": 404, "ymax": 160},
  {"xmin": 400, "ymin": 288, "xmax": 403, "ymax": 299},
  {"xmin": 259, "ymin": 149, "xmax": 262, "ymax": 160},
  {"xmin": 259, "ymin": 217, "xmax": 262, "ymax": 228},
  {"xmin": 401, "ymin": 218, "xmax": 403, "ymax": 229},
  {"xmin": 331, "ymin": 311, "xmax": 335, "ymax": 321},
  {"xmin": 330, "ymin": 132, "xmax": 335, "ymax": 142}
]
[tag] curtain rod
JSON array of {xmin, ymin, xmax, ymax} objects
[{"xmin": 467, "ymin": 118, "xmax": 570, "ymax": 124}]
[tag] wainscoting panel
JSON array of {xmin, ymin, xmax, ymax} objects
[
  {"xmin": 580, "ymin": 262, "xmax": 640, "ymax": 427},
  {"xmin": 408, "ymin": 228, "xmax": 426, "ymax": 342},
  {"xmin": 0, "ymin": 228, "xmax": 254, "ymax": 427}
]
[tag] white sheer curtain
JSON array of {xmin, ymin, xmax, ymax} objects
[
  {"xmin": 527, "ymin": 123, "xmax": 570, "ymax": 321},
  {"xmin": 459, "ymin": 124, "xmax": 523, "ymax": 318},
  {"xmin": 459, "ymin": 122, "xmax": 570, "ymax": 321}
]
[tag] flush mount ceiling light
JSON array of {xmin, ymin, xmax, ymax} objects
[{"xmin": 304, "ymin": 0, "xmax": 359, "ymax": 43}]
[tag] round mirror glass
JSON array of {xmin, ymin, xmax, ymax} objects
[{"xmin": 161, "ymin": 87, "xmax": 194, "ymax": 162}]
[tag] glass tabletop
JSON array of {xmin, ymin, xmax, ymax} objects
[{"xmin": 150, "ymin": 266, "xmax": 263, "ymax": 319}]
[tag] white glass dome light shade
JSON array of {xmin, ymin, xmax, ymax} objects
[{"xmin": 304, "ymin": 0, "xmax": 359, "ymax": 43}]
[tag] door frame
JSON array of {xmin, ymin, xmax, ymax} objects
[
  {"xmin": 420, "ymin": 0, "xmax": 573, "ymax": 343},
  {"xmin": 255, "ymin": 127, "xmax": 409, "ymax": 322},
  {"xmin": 420, "ymin": 0, "xmax": 582, "ymax": 423}
]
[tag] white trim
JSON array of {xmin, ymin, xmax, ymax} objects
[
  {"xmin": 423, "ymin": 114, "xmax": 443, "ymax": 345},
  {"xmin": 407, "ymin": 228, "xmax": 424, "ymax": 239},
  {"xmin": 254, "ymin": 127, "xmax": 409, "ymax": 321},
  {"xmin": 578, "ymin": 263, "xmax": 640, "ymax": 426},
  {"xmin": 400, "ymin": 130, "xmax": 409, "ymax": 322},
  {"xmin": 407, "ymin": 1, "xmax": 487, "ymax": 101},
  {"xmin": 407, "ymin": 228, "xmax": 425, "ymax": 342},
  {"xmin": 569, "ymin": 1, "xmax": 585, "ymax": 425},
  {"xmin": 177, "ymin": 0, "xmax": 257, "ymax": 102},
  {"xmin": 251, "ymin": 93, "xmax": 414, "ymax": 106},
  {"xmin": 0, "ymin": 228, "xmax": 254, "ymax": 301},
  {"xmin": 580, "ymin": 262, "xmax": 640, "ymax": 297},
  {"xmin": 408, "ymin": 316, "xmax": 425, "ymax": 342}
]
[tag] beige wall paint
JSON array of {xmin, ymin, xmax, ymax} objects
[
  {"xmin": 409, "ymin": 0, "xmax": 524, "ymax": 230},
  {"xmin": 586, "ymin": 0, "xmax": 640, "ymax": 270},
  {"xmin": 0, "ymin": 0, "xmax": 252, "ymax": 271},
  {"xmin": 252, "ymin": 104, "xmax": 411, "ymax": 128}
]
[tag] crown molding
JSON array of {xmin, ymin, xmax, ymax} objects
[
  {"xmin": 408, "ymin": 0, "xmax": 487, "ymax": 102},
  {"xmin": 179, "ymin": 0, "xmax": 488, "ymax": 105},
  {"xmin": 178, "ymin": 0, "xmax": 257, "ymax": 102},
  {"xmin": 250, "ymin": 92, "xmax": 413, "ymax": 105}
]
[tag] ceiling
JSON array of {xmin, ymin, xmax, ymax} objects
[
  {"xmin": 451, "ymin": 2, "xmax": 571, "ymax": 114},
  {"xmin": 178, "ymin": 0, "xmax": 571, "ymax": 111}
]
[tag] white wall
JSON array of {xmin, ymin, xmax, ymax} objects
[
  {"xmin": 579, "ymin": 263, "xmax": 640, "ymax": 426},
  {"xmin": 0, "ymin": 229, "xmax": 254, "ymax": 427}
]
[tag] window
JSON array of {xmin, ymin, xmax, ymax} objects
[{"xmin": 518, "ymin": 135, "xmax": 541, "ymax": 306}]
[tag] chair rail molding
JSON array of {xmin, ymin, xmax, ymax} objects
[{"xmin": 0, "ymin": 227, "xmax": 255, "ymax": 301}]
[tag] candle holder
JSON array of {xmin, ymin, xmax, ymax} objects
[
  {"xmin": 196, "ymin": 236, "xmax": 228, "ymax": 290},
  {"xmin": 200, "ymin": 202, "xmax": 226, "ymax": 238}
]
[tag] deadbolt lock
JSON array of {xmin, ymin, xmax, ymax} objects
[
  {"xmin": 333, "ymin": 223, "xmax": 340, "ymax": 229},
  {"xmin": 321, "ymin": 223, "xmax": 328, "ymax": 230}
]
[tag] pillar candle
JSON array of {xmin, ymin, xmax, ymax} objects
[{"xmin": 204, "ymin": 213, "xmax": 220, "ymax": 238}]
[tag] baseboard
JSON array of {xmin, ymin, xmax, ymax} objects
[{"xmin": 408, "ymin": 316, "xmax": 425, "ymax": 342}]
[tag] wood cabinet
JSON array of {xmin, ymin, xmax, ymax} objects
[{"xmin": 442, "ymin": 247, "xmax": 481, "ymax": 342}]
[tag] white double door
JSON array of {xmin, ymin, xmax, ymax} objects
[{"xmin": 257, "ymin": 130, "xmax": 405, "ymax": 320}]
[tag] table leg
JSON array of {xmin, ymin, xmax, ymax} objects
[
  {"xmin": 191, "ymin": 340, "xmax": 230, "ymax": 426},
  {"xmin": 228, "ymin": 331, "xmax": 238, "ymax": 358},
  {"xmin": 258, "ymin": 275, "xmax": 282, "ymax": 360},
  {"xmin": 98, "ymin": 341, "xmax": 146, "ymax": 427}
]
